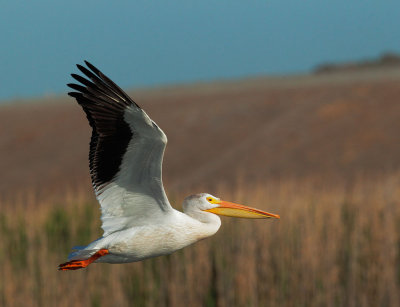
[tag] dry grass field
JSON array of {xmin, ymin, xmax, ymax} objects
[
  {"xmin": 1, "ymin": 67, "xmax": 400, "ymax": 306},
  {"xmin": 1, "ymin": 176, "xmax": 399, "ymax": 306}
]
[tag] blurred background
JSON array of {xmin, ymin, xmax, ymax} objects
[{"xmin": 1, "ymin": 1, "xmax": 400, "ymax": 306}]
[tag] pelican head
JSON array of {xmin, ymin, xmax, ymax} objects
[{"xmin": 183, "ymin": 193, "xmax": 280, "ymax": 222}]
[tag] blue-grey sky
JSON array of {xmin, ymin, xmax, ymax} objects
[{"xmin": 1, "ymin": 0, "xmax": 399, "ymax": 101}]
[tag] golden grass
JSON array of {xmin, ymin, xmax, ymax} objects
[{"xmin": 1, "ymin": 175, "xmax": 399, "ymax": 306}]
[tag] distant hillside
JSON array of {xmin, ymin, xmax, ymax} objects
[
  {"xmin": 314, "ymin": 52, "xmax": 400, "ymax": 73},
  {"xmin": 1, "ymin": 67, "xmax": 400, "ymax": 198}
]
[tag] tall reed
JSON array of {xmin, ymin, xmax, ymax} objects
[{"xmin": 0, "ymin": 175, "xmax": 399, "ymax": 306}]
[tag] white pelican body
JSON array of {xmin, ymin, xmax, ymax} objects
[
  {"xmin": 78, "ymin": 202, "xmax": 221, "ymax": 263},
  {"xmin": 59, "ymin": 62, "xmax": 279, "ymax": 270}
]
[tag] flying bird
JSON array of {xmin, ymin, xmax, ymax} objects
[{"xmin": 58, "ymin": 61, "xmax": 280, "ymax": 271}]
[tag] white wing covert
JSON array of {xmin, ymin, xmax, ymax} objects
[{"xmin": 68, "ymin": 61, "xmax": 172, "ymax": 236}]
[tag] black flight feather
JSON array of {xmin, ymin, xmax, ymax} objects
[{"xmin": 68, "ymin": 61, "xmax": 139, "ymax": 191}]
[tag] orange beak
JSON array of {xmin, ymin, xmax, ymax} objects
[{"xmin": 204, "ymin": 200, "xmax": 280, "ymax": 219}]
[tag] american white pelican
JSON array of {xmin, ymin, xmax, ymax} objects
[{"xmin": 58, "ymin": 61, "xmax": 280, "ymax": 271}]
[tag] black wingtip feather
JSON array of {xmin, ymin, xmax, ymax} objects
[
  {"xmin": 73, "ymin": 63, "xmax": 137, "ymax": 108},
  {"xmin": 67, "ymin": 83, "xmax": 87, "ymax": 92},
  {"xmin": 77, "ymin": 64, "xmax": 94, "ymax": 78},
  {"xmin": 67, "ymin": 61, "xmax": 135, "ymax": 190},
  {"xmin": 84, "ymin": 61, "xmax": 101, "ymax": 76},
  {"xmin": 71, "ymin": 73, "xmax": 88, "ymax": 83},
  {"xmin": 68, "ymin": 92, "xmax": 80, "ymax": 98}
]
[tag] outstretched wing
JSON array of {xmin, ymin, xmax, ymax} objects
[{"xmin": 68, "ymin": 61, "xmax": 172, "ymax": 236}]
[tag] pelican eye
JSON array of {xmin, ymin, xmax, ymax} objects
[{"xmin": 207, "ymin": 197, "xmax": 214, "ymax": 203}]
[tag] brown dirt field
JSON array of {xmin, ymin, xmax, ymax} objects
[{"xmin": 1, "ymin": 67, "xmax": 400, "ymax": 199}]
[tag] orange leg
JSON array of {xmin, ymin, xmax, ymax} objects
[{"xmin": 58, "ymin": 249, "xmax": 109, "ymax": 271}]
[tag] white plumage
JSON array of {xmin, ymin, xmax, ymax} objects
[{"xmin": 59, "ymin": 62, "xmax": 279, "ymax": 271}]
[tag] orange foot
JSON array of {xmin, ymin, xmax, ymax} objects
[{"xmin": 58, "ymin": 249, "xmax": 109, "ymax": 271}]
